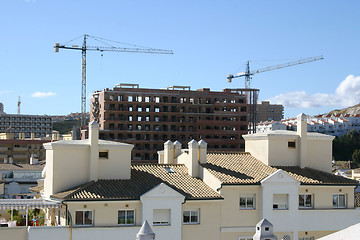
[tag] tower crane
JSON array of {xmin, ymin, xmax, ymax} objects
[
  {"xmin": 227, "ymin": 55, "xmax": 324, "ymax": 88},
  {"xmin": 226, "ymin": 55, "xmax": 323, "ymax": 133},
  {"xmin": 54, "ymin": 34, "xmax": 173, "ymax": 126}
]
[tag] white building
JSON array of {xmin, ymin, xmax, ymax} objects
[
  {"xmin": 257, "ymin": 113, "xmax": 360, "ymax": 137},
  {"xmin": 1, "ymin": 114, "xmax": 359, "ymax": 240}
]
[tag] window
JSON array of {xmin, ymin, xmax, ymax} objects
[
  {"xmin": 273, "ymin": 194, "xmax": 288, "ymax": 210},
  {"xmin": 288, "ymin": 141, "xmax": 296, "ymax": 148},
  {"xmin": 240, "ymin": 196, "xmax": 255, "ymax": 209},
  {"xmin": 118, "ymin": 210, "xmax": 135, "ymax": 225},
  {"xmin": 299, "ymin": 237, "xmax": 314, "ymax": 240},
  {"xmin": 99, "ymin": 151, "xmax": 108, "ymax": 159},
  {"xmin": 299, "ymin": 194, "xmax": 312, "ymax": 208},
  {"xmin": 183, "ymin": 210, "xmax": 199, "ymax": 224},
  {"xmin": 75, "ymin": 210, "xmax": 93, "ymax": 226},
  {"xmin": 153, "ymin": 209, "xmax": 170, "ymax": 226},
  {"xmin": 333, "ymin": 194, "xmax": 346, "ymax": 208}
]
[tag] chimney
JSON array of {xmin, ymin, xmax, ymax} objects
[
  {"xmin": 174, "ymin": 140, "xmax": 182, "ymax": 159},
  {"xmin": 253, "ymin": 219, "xmax": 276, "ymax": 240},
  {"xmin": 31, "ymin": 132, "xmax": 35, "ymax": 140},
  {"xmin": 30, "ymin": 154, "xmax": 38, "ymax": 165},
  {"xmin": 188, "ymin": 139, "xmax": 199, "ymax": 178},
  {"xmin": 52, "ymin": 131, "xmax": 59, "ymax": 141},
  {"xmin": 89, "ymin": 121, "xmax": 99, "ymax": 181},
  {"xmin": 198, "ymin": 140, "xmax": 207, "ymax": 164},
  {"xmin": 164, "ymin": 140, "xmax": 174, "ymax": 164},
  {"xmin": 9, "ymin": 157, "xmax": 13, "ymax": 164},
  {"xmin": 136, "ymin": 220, "xmax": 155, "ymax": 240},
  {"xmin": 4, "ymin": 156, "xmax": 8, "ymax": 164},
  {"xmin": 297, "ymin": 113, "xmax": 308, "ymax": 168}
]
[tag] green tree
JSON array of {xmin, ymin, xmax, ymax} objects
[
  {"xmin": 6, "ymin": 209, "xmax": 23, "ymax": 225},
  {"xmin": 353, "ymin": 149, "xmax": 360, "ymax": 167}
]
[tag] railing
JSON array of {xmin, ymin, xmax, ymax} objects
[{"xmin": 355, "ymin": 192, "xmax": 360, "ymax": 208}]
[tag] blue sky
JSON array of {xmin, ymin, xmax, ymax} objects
[{"xmin": 1, "ymin": 0, "xmax": 360, "ymax": 119}]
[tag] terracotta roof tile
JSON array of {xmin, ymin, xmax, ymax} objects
[
  {"xmin": 203, "ymin": 152, "xmax": 357, "ymax": 185},
  {"xmin": 51, "ymin": 164, "xmax": 222, "ymax": 201}
]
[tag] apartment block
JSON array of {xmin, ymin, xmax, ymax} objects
[
  {"xmin": 0, "ymin": 133, "xmax": 49, "ymax": 163},
  {"xmin": 0, "ymin": 113, "xmax": 52, "ymax": 139},
  {"xmin": 90, "ymin": 84, "xmax": 249, "ymax": 160},
  {"xmin": 257, "ymin": 101, "xmax": 284, "ymax": 122}
]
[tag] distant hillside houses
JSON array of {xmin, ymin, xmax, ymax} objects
[{"xmin": 256, "ymin": 113, "xmax": 360, "ymax": 137}]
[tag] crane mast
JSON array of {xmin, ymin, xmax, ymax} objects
[
  {"xmin": 55, "ymin": 34, "xmax": 173, "ymax": 126},
  {"xmin": 81, "ymin": 35, "xmax": 87, "ymax": 127}
]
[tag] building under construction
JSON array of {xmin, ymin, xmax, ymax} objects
[{"xmin": 90, "ymin": 84, "xmax": 259, "ymax": 161}]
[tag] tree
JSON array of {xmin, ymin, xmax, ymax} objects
[{"xmin": 353, "ymin": 149, "xmax": 360, "ymax": 167}]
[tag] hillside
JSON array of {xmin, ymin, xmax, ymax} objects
[
  {"xmin": 53, "ymin": 120, "xmax": 82, "ymax": 134},
  {"xmin": 329, "ymin": 103, "xmax": 360, "ymax": 115}
]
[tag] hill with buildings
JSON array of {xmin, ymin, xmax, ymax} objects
[{"xmin": 329, "ymin": 103, "xmax": 360, "ymax": 115}]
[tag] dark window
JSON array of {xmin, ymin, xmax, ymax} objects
[
  {"xmin": 288, "ymin": 141, "xmax": 296, "ymax": 148},
  {"xmin": 99, "ymin": 151, "xmax": 109, "ymax": 158}
]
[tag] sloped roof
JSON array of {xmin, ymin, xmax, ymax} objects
[
  {"xmin": 51, "ymin": 164, "xmax": 222, "ymax": 201},
  {"xmin": 202, "ymin": 152, "xmax": 357, "ymax": 185},
  {"xmin": 0, "ymin": 162, "xmax": 45, "ymax": 171}
]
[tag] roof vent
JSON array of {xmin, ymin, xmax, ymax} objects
[{"xmin": 164, "ymin": 167, "xmax": 175, "ymax": 173}]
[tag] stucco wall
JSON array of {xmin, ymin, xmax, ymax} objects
[
  {"xmin": 182, "ymin": 200, "xmax": 221, "ymax": 240},
  {"xmin": 244, "ymin": 139, "xmax": 269, "ymax": 165},
  {"xmin": 66, "ymin": 200, "xmax": 142, "ymax": 227},
  {"xmin": 219, "ymin": 185, "xmax": 261, "ymax": 228},
  {"xmin": 0, "ymin": 227, "xmax": 27, "ymax": 239},
  {"xmin": 306, "ymin": 139, "xmax": 332, "ymax": 173},
  {"xmin": 299, "ymin": 185, "xmax": 355, "ymax": 209},
  {"xmin": 268, "ymin": 136, "xmax": 298, "ymax": 166},
  {"xmin": 51, "ymin": 148, "xmax": 89, "ymax": 195},
  {"xmin": 97, "ymin": 148, "xmax": 131, "ymax": 180}
]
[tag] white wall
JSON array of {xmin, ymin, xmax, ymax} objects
[{"xmin": 140, "ymin": 183, "xmax": 185, "ymax": 240}]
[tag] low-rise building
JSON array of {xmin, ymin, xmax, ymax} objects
[
  {"xmin": 260, "ymin": 113, "xmax": 360, "ymax": 137},
  {"xmin": 0, "ymin": 133, "xmax": 50, "ymax": 163},
  {"xmin": 0, "ymin": 157, "xmax": 44, "ymax": 199},
  {"xmin": 2, "ymin": 114, "xmax": 359, "ymax": 240}
]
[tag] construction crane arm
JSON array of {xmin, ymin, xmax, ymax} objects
[
  {"xmin": 227, "ymin": 55, "xmax": 323, "ymax": 83},
  {"xmin": 249, "ymin": 55, "xmax": 323, "ymax": 75},
  {"xmin": 54, "ymin": 44, "xmax": 173, "ymax": 54}
]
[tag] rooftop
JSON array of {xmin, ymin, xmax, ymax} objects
[
  {"xmin": 203, "ymin": 152, "xmax": 357, "ymax": 185},
  {"xmin": 50, "ymin": 164, "xmax": 222, "ymax": 201}
]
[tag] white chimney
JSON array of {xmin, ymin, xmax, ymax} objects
[
  {"xmin": 297, "ymin": 113, "xmax": 308, "ymax": 168},
  {"xmin": 253, "ymin": 219, "xmax": 276, "ymax": 240},
  {"xmin": 136, "ymin": 220, "xmax": 155, "ymax": 240},
  {"xmin": 89, "ymin": 121, "xmax": 99, "ymax": 181},
  {"xmin": 164, "ymin": 140, "xmax": 174, "ymax": 164},
  {"xmin": 30, "ymin": 154, "xmax": 38, "ymax": 165},
  {"xmin": 188, "ymin": 139, "xmax": 199, "ymax": 178},
  {"xmin": 4, "ymin": 156, "xmax": 8, "ymax": 164},
  {"xmin": 174, "ymin": 140, "xmax": 182, "ymax": 159},
  {"xmin": 198, "ymin": 140, "xmax": 207, "ymax": 164},
  {"xmin": 9, "ymin": 157, "xmax": 13, "ymax": 164}
]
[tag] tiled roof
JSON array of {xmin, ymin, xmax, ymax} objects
[
  {"xmin": 0, "ymin": 162, "xmax": 45, "ymax": 171},
  {"xmin": 51, "ymin": 164, "xmax": 222, "ymax": 201},
  {"xmin": 203, "ymin": 152, "xmax": 276, "ymax": 184},
  {"xmin": 203, "ymin": 152, "xmax": 357, "ymax": 185}
]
